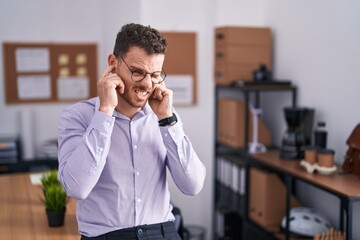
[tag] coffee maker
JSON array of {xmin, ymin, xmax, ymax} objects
[{"xmin": 280, "ymin": 107, "xmax": 314, "ymax": 159}]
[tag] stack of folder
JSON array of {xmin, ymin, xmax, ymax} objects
[{"xmin": 0, "ymin": 135, "xmax": 20, "ymax": 164}]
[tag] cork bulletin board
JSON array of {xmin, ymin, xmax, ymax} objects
[
  {"xmin": 3, "ymin": 42, "xmax": 98, "ymax": 104},
  {"xmin": 161, "ymin": 32, "xmax": 197, "ymax": 106}
]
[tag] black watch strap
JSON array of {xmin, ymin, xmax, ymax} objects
[{"xmin": 158, "ymin": 113, "xmax": 178, "ymax": 127}]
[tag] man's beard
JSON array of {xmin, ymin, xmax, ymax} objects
[{"xmin": 120, "ymin": 85, "xmax": 152, "ymax": 108}]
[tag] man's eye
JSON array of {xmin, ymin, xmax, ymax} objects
[
  {"xmin": 132, "ymin": 70, "xmax": 145, "ymax": 76},
  {"xmin": 152, "ymin": 72, "xmax": 161, "ymax": 78}
]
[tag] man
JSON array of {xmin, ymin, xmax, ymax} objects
[{"xmin": 58, "ymin": 23, "xmax": 206, "ymax": 240}]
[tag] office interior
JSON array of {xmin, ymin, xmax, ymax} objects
[{"xmin": 0, "ymin": 0, "xmax": 359, "ymax": 239}]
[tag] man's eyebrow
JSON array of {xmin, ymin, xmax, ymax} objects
[
  {"xmin": 126, "ymin": 60, "xmax": 161, "ymax": 73},
  {"xmin": 128, "ymin": 64, "xmax": 145, "ymax": 72}
]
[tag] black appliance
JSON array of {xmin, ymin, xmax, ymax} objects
[{"xmin": 280, "ymin": 107, "xmax": 314, "ymax": 159}]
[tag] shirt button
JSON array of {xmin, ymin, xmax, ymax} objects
[
  {"xmin": 133, "ymin": 145, "xmax": 138, "ymax": 150},
  {"xmin": 105, "ymin": 121, "xmax": 111, "ymax": 127},
  {"xmin": 165, "ymin": 133, "xmax": 168, "ymax": 137},
  {"xmin": 137, "ymin": 198, "xmax": 141, "ymax": 203},
  {"xmin": 136, "ymin": 171, "xmax": 140, "ymax": 176}
]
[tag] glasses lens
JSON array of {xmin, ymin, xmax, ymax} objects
[
  {"xmin": 150, "ymin": 71, "xmax": 165, "ymax": 84},
  {"xmin": 131, "ymin": 70, "xmax": 166, "ymax": 83},
  {"xmin": 160, "ymin": 71, "xmax": 166, "ymax": 82},
  {"xmin": 131, "ymin": 70, "xmax": 146, "ymax": 82}
]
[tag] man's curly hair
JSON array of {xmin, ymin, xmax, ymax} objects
[{"xmin": 113, "ymin": 23, "xmax": 167, "ymax": 57}]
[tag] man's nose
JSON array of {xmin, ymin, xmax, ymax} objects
[{"xmin": 143, "ymin": 73, "xmax": 154, "ymax": 84}]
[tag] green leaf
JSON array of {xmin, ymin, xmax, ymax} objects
[
  {"xmin": 41, "ymin": 170, "xmax": 60, "ymax": 189},
  {"xmin": 44, "ymin": 184, "xmax": 67, "ymax": 212}
]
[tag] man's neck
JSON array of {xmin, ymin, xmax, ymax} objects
[{"xmin": 115, "ymin": 100, "xmax": 142, "ymax": 119}]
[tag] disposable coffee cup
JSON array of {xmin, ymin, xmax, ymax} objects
[
  {"xmin": 305, "ymin": 146, "xmax": 318, "ymax": 164},
  {"xmin": 317, "ymin": 149, "xmax": 335, "ymax": 168}
]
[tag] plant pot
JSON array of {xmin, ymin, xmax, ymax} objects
[{"xmin": 46, "ymin": 208, "xmax": 66, "ymax": 227}]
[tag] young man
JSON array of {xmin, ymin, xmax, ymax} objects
[{"xmin": 57, "ymin": 23, "xmax": 206, "ymax": 240}]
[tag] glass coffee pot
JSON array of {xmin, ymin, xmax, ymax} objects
[{"xmin": 280, "ymin": 107, "xmax": 311, "ymax": 159}]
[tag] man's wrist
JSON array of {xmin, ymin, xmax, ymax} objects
[
  {"xmin": 158, "ymin": 113, "xmax": 177, "ymax": 127},
  {"xmin": 99, "ymin": 105, "xmax": 114, "ymax": 116}
]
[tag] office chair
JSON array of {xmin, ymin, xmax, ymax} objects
[{"xmin": 172, "ymin": 206, "xmax": 185, "ymax": 239}]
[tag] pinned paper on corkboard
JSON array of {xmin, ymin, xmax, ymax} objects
[{"xmin": 3, "ymin": 42, "xmax": 97, "ymax": 104}]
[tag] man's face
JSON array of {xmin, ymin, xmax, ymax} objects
[{"xmin": 115, "ymin": 47, "xmax": 165, "ymax": 109}]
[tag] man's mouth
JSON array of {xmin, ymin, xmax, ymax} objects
[{"xmin": 134, "ymin": 89, "xmax": 149, "ymax": 98}]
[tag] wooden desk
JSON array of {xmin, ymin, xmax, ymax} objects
[
  {"xmin": 0, "ymin": 173, "xmax": 80, "ymax": 240},
  {"xmin": 250, "ymin": 150, "xmax": 360, "ymax": 240}
]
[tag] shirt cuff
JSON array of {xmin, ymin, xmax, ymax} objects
[
  {"xmin": 89, "ymin": 110, "xmax": 115, "ymax": 134},
  {"xmin": 160, "ymin": 123, "xmax": 185, "ymax": 144}
]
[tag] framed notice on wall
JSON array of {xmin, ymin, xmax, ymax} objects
[
  {"xmin": 161, "ymin": 32, "xmax": 197, "ymax": 106},
  {"xmin": 2, "ymin": 42, "xmax": 98, "ymax": 104}
]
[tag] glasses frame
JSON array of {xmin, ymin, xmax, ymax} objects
[{"xmin": 118, "ymin": 55, "xmax": 166, "ymax": 84}]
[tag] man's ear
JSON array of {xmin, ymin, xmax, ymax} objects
[{"xmin": 107, "ymin": 54, "xmax": 117, "ymax": 66}]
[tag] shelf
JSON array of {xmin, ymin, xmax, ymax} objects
[
  {"xmin": 249, "ymin": 150, "xmax": 360, "ymax": 198},
  {"xmin": 213, "ymin": 80, "xmax": 299, "ymax": 239},
  {"xmin": 217, "ymin": 141, "xmax": 280, "ymax": 156},
  {"xmin": 216, "ymin": 148, "xmax": 246, "ymax": 167},
  {"xmin": 216, "ymin": 81, "xmax": 296, "ymax": 92},
  {"xmin": 243, "ymin": 220, "xmax": 278, "ymax": 240},
  {"xmin": 215, "ymin": 181, "xmax": 245, "ymax": 216},
  {"xmin": 273, "ymin": 233, "xmax": 312, "ymax": 240},
  {"xmin": 0, "ymin": 158, "xmax": 58, "ymax": 174},
  {"xmin": 216, "ymin": 142, "xmax": 246, "ymax": 155}
]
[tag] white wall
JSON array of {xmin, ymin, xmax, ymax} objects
[
  {"xmin": 1, "ymin": 0, "xmax": 359, "ymax": 239},
  {"xmin": 0, "ymin": 0, "xmax": 141, "ymax": 156},
  {"xmin": 215, "ymin": 0, "xmax": 267, "ymax": 26},
  {"xmin": 262, "ymin": 0, "xmax": 360, "ymax": 158},
  {"xmin": 261, "ymin": 0, "xmax": 360, "ymax": 238}
]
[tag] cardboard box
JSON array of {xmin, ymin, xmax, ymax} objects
[
  {"xmin": 218, "ymin": 98, "xmax": 272, "ymax": 148},
  {"xmin": 215, "ymin": 63, "xmax": 258, "ymax": 85},
  {"xmin": 216, "ymin": 45, "xmax": 271, "ymax": 64},
  {"xmin": 214, "ymin": 26, "xmax": 272, "ymax": 85},
  {"xmin": 249, "ymin": 167, "xmax": 286, "ymax": 227},
  {"xmin": 215, "ymin": 27, "xmax": 272, "ymax": 45}
]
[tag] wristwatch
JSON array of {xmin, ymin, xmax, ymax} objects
[{"xmin": 158, "ymin": 113, "xmax": 178, "ymax": 127}]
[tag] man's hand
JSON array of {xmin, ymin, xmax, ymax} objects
[
  {"xmin": 97, "ymin": 65, "xmax": 125, "ymax": 116},
  {"xmin": 148, "ymin": 82, "xmax": 173, "ymax": 120}
]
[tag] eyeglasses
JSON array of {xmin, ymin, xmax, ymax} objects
[{"xmin": 119, "ymin": 55, "xmax": 166, "ymax": 84}]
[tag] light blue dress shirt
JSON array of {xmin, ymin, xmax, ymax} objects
[{"xmin": 58, "ymin": 97, "xmax": 206, "ymax": 237}]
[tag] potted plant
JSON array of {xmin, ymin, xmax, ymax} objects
[
  {"xmin": 41, "ymin": 170, "xmax": 68, "ymax": 227},
  {"xmin": 44, "ymin": 184, "xmax": 67, "ymax": 227},
  {"xmin": 41, "ymin": 170, "xmax": 59, "ymax": 189}
]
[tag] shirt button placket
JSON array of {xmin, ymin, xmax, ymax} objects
[
  {"xmin": 130, "ymin": 121, "xmax": 141, "ymax": 226},
  {"xmin": 133, "ymin": 141, "xmax": 140, "ymax": 224}
]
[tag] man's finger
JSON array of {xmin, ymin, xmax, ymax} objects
[
  {"xmin": 101, "ymin": 65, "xmax": 115, "ymax": 78},
  {"xmin": 153, "ymin": 87, "xmax": 164, "ymax": 100}
]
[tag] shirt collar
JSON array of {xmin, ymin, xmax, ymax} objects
[{"xmin": 95, "ymin": 97, "xmax": 153, "ymax": 119}]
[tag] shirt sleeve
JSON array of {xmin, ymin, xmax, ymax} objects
[
  {"xmin": 58, "ymin": 107, "xmax": 115, "ymax": 200},
  {"xmin": 159, "ymin": 116, "xmax": 206, "ymax": 196}
]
